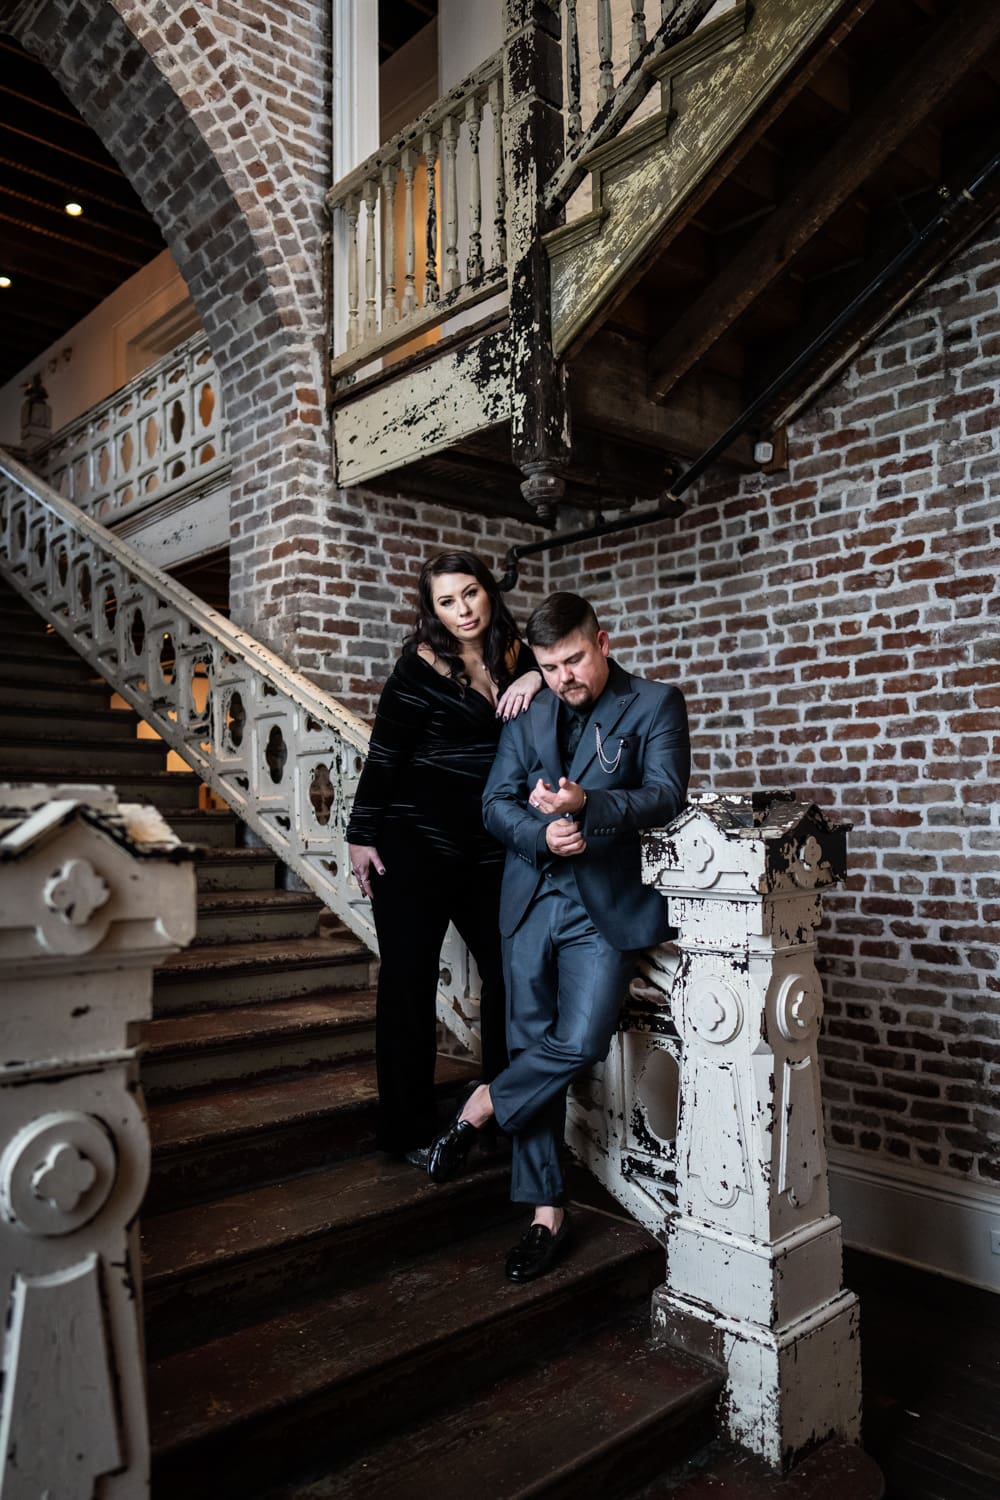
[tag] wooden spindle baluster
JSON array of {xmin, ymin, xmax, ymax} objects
[
  {"xmin": 382, "ymin": 160, "xmax": 399, "ymax": 326},
  {"xmin": 346, "ymin": 193, "xmax": 361, "ymax": 348},
  {"xmin": 630, "ymin": 1, "xmax": 647, "ymax": 64},
  {"xmin": 423, "ymin": 131, "xmax": 440, "ymax": 304},
  {"xmin": 566, "ymin": 0, "xmax": 582, "ymax": 145},
  {"xmin": 465, "ymin": 93, "xmax": 485, "ymax": 283},
  {"xmin": 440, "ymin": 113, "xmax": 461, "ymax": 294},
  {"xmin": 597, "ymin": 0, "xmax": 615, "ymax": 106},
  {"xmin": 362, "ymin": 177, "xmax": 379, "ymax": 340},
  {"xmin": 489, "ymin": 77, "xmax": 506, "ymax": 266},
  {"xmin": 401, "ymin": 148, "xmax": 418, "ymax": 316}
]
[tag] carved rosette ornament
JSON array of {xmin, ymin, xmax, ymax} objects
[
  {"xmin": 0, "ymin": 785, "xmax": 196, "ymax": 1499},
  {"xmin": 1, "ymin": 1112, "xmax": 115, "ymax": 1237},
  {"xmin": 686, "ymin": 972, "xmax": 743, "ymax": 1045},
  {"xmin": 641, "ymin": 793, "xmax": 861, "ymax": 1471}
]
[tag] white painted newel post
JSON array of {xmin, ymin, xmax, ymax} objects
[
  {"xmin": 641, "ymin": 792, "xmax": 861, "ymax": 1470},
  {"xmin": 0, "ymin": 785, "xmax": 196, "ymax": 1499}
]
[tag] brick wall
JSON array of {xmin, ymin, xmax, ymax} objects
[
  {"xmin": 548, "ymin": 220, "xmax": 1000, "ymax": 1190},
  {"xmin": 8, "ymin": 0, "xmax": 334, "ymax": 671},
  {"xmin": 296, "ymin": 490, "xmax": 548, "ymax": 719}
]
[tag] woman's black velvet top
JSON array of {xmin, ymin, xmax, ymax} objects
[{"xmin": 345, "ymin": 644, "xmax": 537, "ymax": 865}]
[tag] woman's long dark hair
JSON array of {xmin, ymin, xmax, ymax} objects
[{"xmin": 406, "ymin": 551, "xmax": 522, "ymax": 689}]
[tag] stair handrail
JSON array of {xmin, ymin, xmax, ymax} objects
[
  {"xmin": 30, "ymin": 330, "xmax": 229, "ymax": 528},
  {"xmin": 0, "ymin": 445, "xmax": 483, "ymax": 1054},
  {"xmin": 545, "ymin": 0, "xmax": 720, "ymax": 212}
]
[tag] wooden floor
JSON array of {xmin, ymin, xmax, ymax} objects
[{"xmin": 846, "ymin": 1249, "xmax": 1000, "ymax": 1500}]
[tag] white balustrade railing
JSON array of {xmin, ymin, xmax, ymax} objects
[
  {"xmin": 32, "ymin": 332, "xmax": 228, "ymax": 527},
  {"xmin": 548, "ymin": 0, "xmax": 719, "ymax": 210},
  {"xmin": 326, "ymin": 52, "xmax": 508, "ymax": 379},
  {"xmin": 0, "ymin": 446, "xmax": 483, "ymax": 1056}
]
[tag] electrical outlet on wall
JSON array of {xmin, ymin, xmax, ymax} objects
[{"xmin": 990, "ymin": 1227, "xmax": 1000, "ymax": 1256}]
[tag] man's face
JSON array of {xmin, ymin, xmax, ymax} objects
[{"xmin": 535, "ymin": 628, "xmax": 611, "ymax": 709}]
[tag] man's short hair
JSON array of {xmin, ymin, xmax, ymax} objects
[{"xmin": 525, "ymin": 592, "xmax": 600, "ymax": 648}]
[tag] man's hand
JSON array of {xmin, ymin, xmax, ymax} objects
[
  {"xmin": 546, "ymin": 817, "xmax": 586, "ymax": 858},
  {"xmin": 529, "ymin": 776, "xmax": 586, "ymax": 817}
]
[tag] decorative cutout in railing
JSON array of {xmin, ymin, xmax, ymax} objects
[
  {"xmin": 32, "ymin": 333, "xmax": 228, "ymax": 527},
  {"xmin": 0, "ymin": 447, "xmax": 482, "ymax": 1056},
  {"xmin": 326, "ymin": 52, "xmax": 508, "ymax": 379}
]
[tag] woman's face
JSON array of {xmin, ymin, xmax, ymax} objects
[{"xmin": 430, "ymin": 571, "xmax": 492, "ymax": 646}]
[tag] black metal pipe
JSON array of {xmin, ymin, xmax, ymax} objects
[{"xmin": 499, "ymin": 145, "xmax": 1000, "ymax": 592}]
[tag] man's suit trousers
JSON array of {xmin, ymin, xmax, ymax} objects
[{"xmin": 490, "ymin": 886, "xmax": 635, "ymax": 1205}]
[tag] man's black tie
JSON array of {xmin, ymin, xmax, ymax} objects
[{"xmin": 560, "ymin": 706, "xmax": 589, "ymax": 769}]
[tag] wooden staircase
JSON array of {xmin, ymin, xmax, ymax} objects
[{"xmin": 0, "ymin": 575, "xmax": 886, "ymax": 1498}]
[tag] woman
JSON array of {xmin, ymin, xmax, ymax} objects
[{"xmin": 346, "ymin": 551, "xmax": 542, "ymax": 1167}]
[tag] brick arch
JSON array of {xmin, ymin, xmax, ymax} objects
[{"xmin": 6, "ymin": 0, "xmax": 333, "ymax": 659}]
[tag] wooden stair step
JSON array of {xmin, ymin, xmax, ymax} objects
[
  {"xmin": 0, "ymin": 677, "xmax": 113, "ymax": 710},
  {"xmin": 164, "ymin": 809, "xmax": 241, "ymax": 846},
  {"xmin": 0, "ymin": 649, "xmax": 104, "ymax": 682},
  {"xmin": 0, "ymin": 625, "xmax": 89, "ymax": 655},
  {"xmin": 0, "ymin": 766, "xmax": 202, "ymax": 806},
  {"xmin": 193, "ymin": 888, "xmax": 324, "ymax": 944},
  {"xmin": 271, "ymin": 1313, "xmax": 723, "ymax": 1500},
  {"xmin": 194, "ymin": 846, "xmax": 281, "ymax": 891},
  {"xmin": 629, "ymin": 1438, "xmax": 885, "ymax": 1498},
  {"xmin": 141, "ymin": 990, "xmax": 377, "ymax": 1094},
  {"xmin": 153, "ymin": 934, "xmax": 371, "ymax": 1011},
  {"xmin": 0, "ymin": 703, "xmax": 140, "ymax": 739},
  {"xmin": 145, "ymin": 1056, "xmax": 475, "ymax": 1209},
  {"xmin": 142, "ymin": 1151, "xmax": 515, "ymax": 1358},
  {"xmin": 150, "ymin": 1055, "xmax": 462, "ymax": 1154},
  {"xmin": 0, "ymin": 732, "xmax": 166, "ymax": 771},
  {"xmin": 143, "ymin": 991, "xmax": 377, "ymax": 1059},
  {"xmin": 149, "ymin": 1208, "xmax": 664, "ymax": 1497}
]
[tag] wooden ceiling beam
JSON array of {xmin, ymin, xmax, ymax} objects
[
  {"xmin": 648, "ymin": 0, "xmax": 1000, "ymax": 402},
  {"xmin": 0, "ymin": 207, "xmax": 147, "ymax": 269},
  {"xmin": 0, "ymin": 184, "xmax": 163, "ymax": 254},
  {"xmin": 0, "ymin": 221, "xmax": 126, "ymax": 295},
  {"xmin": 0, "ymin": 154, "xmax": 161, "ymax": 230}
]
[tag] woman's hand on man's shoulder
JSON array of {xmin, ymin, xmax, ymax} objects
[{"xmin": 496, "ymin": 669, "xmax": 543, "ymax": 722}]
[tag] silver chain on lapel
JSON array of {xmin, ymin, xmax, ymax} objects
[{"xmin": 594, "ymin": 722, "xmax": 624, "ymax": 774}]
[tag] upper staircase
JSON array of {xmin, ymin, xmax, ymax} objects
[
  {"xmin": 0, "ymin": 582, "xmax": 885, "ymax": 1497},
  {"xmin": 328, "ymin": 0, "xmax": 1000, "ymax": 525}
]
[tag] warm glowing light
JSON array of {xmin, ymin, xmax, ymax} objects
[
  {"xmin": 0, "ymin": 276, "xmax": 10, "ymax": 288},
  {"xmin": 64, "ymin": 201, "xmax": 83, "ymax": 217}
]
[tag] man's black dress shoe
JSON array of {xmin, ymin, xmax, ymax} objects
[
  {"xmin": 504, "ymin": 1214, "xmax": 572, "ymax": 1282},
  {"xmin": 427, "ymin": 1114, "xmax": 480, "ymax": 1182}
]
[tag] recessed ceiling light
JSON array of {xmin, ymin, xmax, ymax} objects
[
  {"xmin": 64, "ymin": 201, "xmax": 83, "ymax": 217},
  {"xmin": 0, "ymin": 276, "xmax": 10, "ymax": 288}
]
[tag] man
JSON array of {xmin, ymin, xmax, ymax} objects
[{"xmin": 428, "ymin": 592, "xmax": 690, "ymax": 1281}]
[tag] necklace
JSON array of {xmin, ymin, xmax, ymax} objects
[{"xmin": 594, "ymin": 722, "xmax": 623, "ymax": 774}]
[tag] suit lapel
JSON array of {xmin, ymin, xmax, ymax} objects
[{"xmin": 569, "ymin": 662, "xmax": 637, "ymax": 782}]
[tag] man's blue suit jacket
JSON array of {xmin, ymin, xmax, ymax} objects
[{"xmin": 482, "ymin": 660, "xmax": 690, "ymax": 951}]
